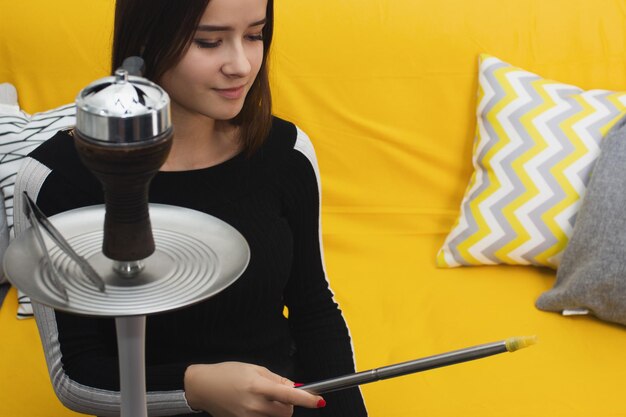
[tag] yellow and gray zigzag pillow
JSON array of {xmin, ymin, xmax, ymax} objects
[{"xmin": 437, "ymin": 54, "xmax": 626, "ymax": 269}]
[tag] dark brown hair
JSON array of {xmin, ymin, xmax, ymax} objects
[{"xmin": 112, "ymin": 0, "xmax": 274, "ymax": 155}]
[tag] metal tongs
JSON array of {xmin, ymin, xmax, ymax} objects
[{"xmin": 22, "ymin": 192, "xmax": 106, "ymax": 301}]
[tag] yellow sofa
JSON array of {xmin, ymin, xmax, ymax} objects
[{"xmin": 2, "ymin": 0, "xmax": 626, "ymax": 416}]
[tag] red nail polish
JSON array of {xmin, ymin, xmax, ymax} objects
[
  {"xmin": 294, "ymin": 383, "xmax": 304, "ymax": 387},
  {"xmin": 317, "ymin": 399, "xmax": 326, "ymax": 408}
]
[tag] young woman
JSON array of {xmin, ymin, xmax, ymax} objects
[{"xmin": 20, "ymin": 0, "xmax": 368, "ymax": 416}]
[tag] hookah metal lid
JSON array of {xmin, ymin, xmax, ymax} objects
[{"xmin": 75, "ymin": 68, "xmax": 171, "ymax": 144}]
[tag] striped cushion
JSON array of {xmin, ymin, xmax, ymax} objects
[
  {"xmin": 0, "ymin": 85, "xmax": 75, "ymax": 316},
  {"xmin": 0, "ymin": 102, "xmax": 76, "ymax": 233},
  {"xmin": 437, "ymin": 55, "xmax": 626, "ymax": 269}
]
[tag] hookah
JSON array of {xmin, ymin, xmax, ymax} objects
[{"xmin": 4, "ymin": 62, "xmax": 250, "ymax": 417}]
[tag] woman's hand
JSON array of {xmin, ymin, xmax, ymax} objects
[{"xmin": 184, "ymin": 362, "xmax": 325, "ymax": 417}]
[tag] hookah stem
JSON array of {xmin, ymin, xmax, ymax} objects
[
  {"xmin": 298, "ymin": 336, "xmax": 537, "ymax": 394},
  {"xmin": 74, "ymin": 131, "xmax": 169, "ymax": 416},
  {"xmin": 72, "ymin": 65, "xmax": 173, "ymax": 417},
  {"xmin": 74, "ymin": 120, "xmax": 172, "ymax": 417},
  {"xmin": 116, "ymin": 316, "xmax": 148, "ymax": 417}
]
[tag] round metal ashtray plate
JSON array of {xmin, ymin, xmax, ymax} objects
[{"xmin": 4, "ymin": 204, "xmax": 250, "ymax": 317}]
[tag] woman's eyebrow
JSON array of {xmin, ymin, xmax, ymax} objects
[{"xmin": 197, "ymin": 18, "xmax": 266, "ymax": 32}]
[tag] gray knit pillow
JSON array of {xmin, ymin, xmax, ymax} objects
[{"xmin": 536, "ymin": 115, "xmax": 626, "ymax": 326}]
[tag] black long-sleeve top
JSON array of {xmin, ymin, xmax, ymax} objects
[{"xmin": 27, "ymin": 117, "xmax": 367, "ymax": 417}]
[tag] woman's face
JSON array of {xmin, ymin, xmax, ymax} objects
[{"xmin": 159, "ymin": 0, "xmax": 267, "ymax": 122}]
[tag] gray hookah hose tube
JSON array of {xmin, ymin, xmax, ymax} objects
[{"xmin": 297, "ymin": 336, "xmax": 537, "ymax": 394}]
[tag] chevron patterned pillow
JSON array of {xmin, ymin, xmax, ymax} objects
[{"xmin": 436, "ymin": 54, "xmax": 626, "ymax": 269}]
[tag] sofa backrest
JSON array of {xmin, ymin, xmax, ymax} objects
[{"xmin": 2, "ymin": 0, "xmax": 625, "ymax": 239}]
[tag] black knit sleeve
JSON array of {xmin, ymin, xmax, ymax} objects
[{"xmin": 281, "ymin": 131, "xmax": 368, "ymax": 417}]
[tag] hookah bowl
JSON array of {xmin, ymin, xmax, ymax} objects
[{"xmin": 3, "ymin": 69, "xmax": 250, "ymax": 416}]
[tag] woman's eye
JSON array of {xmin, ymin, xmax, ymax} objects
[
  {"xmin": 246, "ymin": 33, "xmax": 264, "ymax": 41},
  {"xmin": 194, "ymin": 39, "xmax": 220, "ymax": 49}
]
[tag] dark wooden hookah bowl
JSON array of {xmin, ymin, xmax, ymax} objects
[{"xmin": 74, "ymin": 68, "xmax": 173, "ymax": 269}]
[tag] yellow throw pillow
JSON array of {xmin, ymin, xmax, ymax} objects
[{"xmin": 437, "ymin": 54, "xmax": 626, "ymax": 269}]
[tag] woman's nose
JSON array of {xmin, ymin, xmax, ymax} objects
[{"xmin": 222, "ymin": 44, "xmax": 251, "ymax": 77}]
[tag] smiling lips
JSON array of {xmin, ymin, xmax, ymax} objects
[{"xmin": 214, "ymin": 85, "xmax": 246, "ymax": 99}]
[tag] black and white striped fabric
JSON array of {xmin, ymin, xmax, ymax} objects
[
  {"xmin": 0, "ymin": 83, "xmax": 75, "ymax": 316},
  {"xmin": 0, "ymin": 191, "xmax": 8, "ymax": 299}
]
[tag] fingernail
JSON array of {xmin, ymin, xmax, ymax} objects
[
  {"xmin": 293, "ymin": 383, "xmax": 304, "ymax": 387},
  {"xmin": 317, "ymin": 399, "xmax": 326, "ymax": 408}
]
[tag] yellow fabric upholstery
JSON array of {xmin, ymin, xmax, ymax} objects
[
  {"xmin": 2, "ymin": 0, "xmax": 626, "ymax": 416},
  {"xmin": 0, "ymin": 287, "xmax": 84, "ymax": 416}
]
